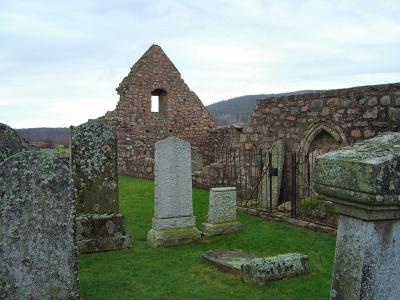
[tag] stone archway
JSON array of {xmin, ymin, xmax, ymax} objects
[
  {"xmin": 298, "ymin": 122, "xmax": 347, "ymax": 196},
  {"xmin": 299, "ymin": 122, "xmax": 347, "ymax": 156}
]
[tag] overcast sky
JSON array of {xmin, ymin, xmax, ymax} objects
[{"xmin": 1, "ymin": 0, "xmax": 400, "ymax": 128}]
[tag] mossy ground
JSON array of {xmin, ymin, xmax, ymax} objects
[{"xmin": 79, "ymin": 176, "xmax": 336, "ymax": 300}]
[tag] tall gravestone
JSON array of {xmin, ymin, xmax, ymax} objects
[
  {"xmin": 0, "ymin": 151, "xmax": 80, "ymax": 299},
  {"xmin": 314, "ymin": 132, "xmax": 400, "ymax": 300},
  {"xmin": 147, "ymin": 136, "xmax": 200, "ymax": 247},
  {"xmin": 0, "ymin": 122, "xmax": 31, "ymax": 163},
  {"xmin": 258, "ymin": 139, "xmax": 284, "ymax": 209},
  {"xmin": 201, "ymin": 187, "xmax": 241, "ymax": 236},
  {"xmin": 71, "ymin": 120, "xmax": 131, "ymax": 253}
]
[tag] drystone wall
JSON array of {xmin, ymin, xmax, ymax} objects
[{"xmin": 101, "ymin": 45, "xmax": 215, "ymax": 178}]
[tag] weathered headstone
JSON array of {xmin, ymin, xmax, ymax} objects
[
  {"xmin": 241, "ymin": 253, "xmax": 310, "ymax": 285},
  {"xmin": 0, "ymin": 151, "xmax": 79, "ymax": 299},
  {"xmin": 147, "ymin": 136, "xmax": 200, "ymax": 247},
  {"xmin": 201, "ymin": 187, "xmax": 241, "ymax": 236},
  {"xmin": 258, "ymin": 139, "xmax": 284, "ymax": 209},
  {"xmin": 71, "ymin": 120, "xmax": 132, "ymax": 253},
  {"xmin": 314, "ymin": 132, "xmax": 400, "ymax": 300},
  {"xmin": 0, "ymin": 122, "xmax": 31, "ymax": 163}
]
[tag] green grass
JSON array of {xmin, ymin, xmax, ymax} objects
[{"xmin": 79, "ymin": 176, "xmax": 336, "ymax": 300}]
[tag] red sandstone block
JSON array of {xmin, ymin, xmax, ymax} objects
[
  {"xmin": 351, "ymin": 129, "xmax": 362, "ymax": 138},
  {"xmin": 367, "ymin": 96, "xmax": 378, "ymax": 106}
]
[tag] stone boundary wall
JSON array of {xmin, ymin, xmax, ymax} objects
[
  {"xmin": 193, "ymin": 82, "xmax": 400, "ymax": 192},
  {"xmin": 242, "ymin": 82, "xmax": 400, "ymax": 152}
]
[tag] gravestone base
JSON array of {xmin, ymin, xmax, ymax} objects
[
  {"xmin": 147, "ymin": 226, "xmax": 201, "ymax": 248},
  {"xmin": 77, "ymin": 214, "xmax": 132, "ymax": 254},
  {"xmin": 200, "ymin": 221, "xmax": 241, "ymax": 237}
]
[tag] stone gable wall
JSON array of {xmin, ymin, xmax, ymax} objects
[{"xmin": 101, "ymin": 45, "xmax": 215, "ymax": 178}]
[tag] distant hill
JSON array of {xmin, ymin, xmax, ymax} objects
[
  {"xmin": 207, "ymin": 90, "xmax": 319, "ymax": 125},
  {"xmin": 17, "ymin": 127, "xmax": 69, "ymax": 146}
]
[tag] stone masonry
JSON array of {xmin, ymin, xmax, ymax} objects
[
  {"xmin": 242, "ymin": 83, "xmax": 400, "ymax": 152},
  {"xmin": 96, "ymin": 44, "xmax": 400, "ymax": 200},
  {"xmin": 147, "ymin": 136, "xmax": 200, "ymax": 247},
  {"xmin": 0, "ymin": 151, "xmax": 79, "ymax": 299},
  {"xmin": 71, "ymin": 120, "xmax": 131, "ymax": 253},
  {"xmin": 101, "ymin": 44, "xmax": 215, "ymax": 179},
  {"xmin": 201, "ymin": 187, "xmax": 241, "ymax": 236},
  {"xmin": 314, "ymin": 132, "xmax": 400, "ymax": 299},
  {"xmin": 193, "ymin": 82, "xmax": 400, "ymax": 200}
]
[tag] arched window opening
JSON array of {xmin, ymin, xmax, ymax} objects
[{"xmin": 151, "ymin": 89, "xmax": 168, "ymax": 115}]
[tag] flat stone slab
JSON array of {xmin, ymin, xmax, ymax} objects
[
  {"xmin": 241, "ymin": 253, "xmax": 310, "ymax": 285},
  {"xmin": 202, "ymin": 249, "xmax": 257, "ymax": 275},
  {"xmin": 202, "ymin": 250, "xmax": 310, "ymax": 284}
]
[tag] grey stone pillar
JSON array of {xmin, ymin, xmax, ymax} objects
[
  {"xmin": 313, "ymin": 132, "xmax": 400, "ymax": 300},
  {"xmin": 147, "ymin": 136, "xmax": 200, "ymax": 247}
]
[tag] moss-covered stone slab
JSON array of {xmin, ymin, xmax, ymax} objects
[
  {"xmin": 147, "ymin": 227, "xmax": 200, "ymax": 248},
  {"xmin": 0, "ymin": 151, "xmax": 79, "ymax": 299},
  {"xmin": 200, "ymin": 221, "xmax": 241, "ymax": 237},
  {"xmin": 202, "ymin": 249, "xmax": 257, "ymax": 275},
  {"xmin": 77, "ymin": 213, "xmax": 132, "ymax": 254},
  {"xmin": 0, "ymin": 122, "xmax": 31, "ymax": 163},
  {"xmin": 241, "ymin": 253, "xmax": 310, "ymax": 285},
  {"xmin": 314, "ymin": 132, "xmax": 400, "ymax": 220},
  {"xmin": 71, "ymin": 120, "xmax": 119, "ymax": 214},
  {"xmin": 71, "ymin": 120, "xmax": 132, "ymax": 253}
]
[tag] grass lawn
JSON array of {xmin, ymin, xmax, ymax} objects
[{"xmin": 79, "ymin": 176, "xmax": 336, "ymax": 300}]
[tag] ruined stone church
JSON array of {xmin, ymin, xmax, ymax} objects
[{"xmin": 101, "ymin": 44, "xmax": 400, "ymax": 197}]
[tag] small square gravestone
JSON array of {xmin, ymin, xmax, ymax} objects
[
  {"xmin": 71, "ymin": 120, "xmax": 132, "ymax": 253},
  {"xmin": 147, "ymin": 136, "xmax": 200, "ymax": 247},
  {"xmin": 201, "ymin": 187, "xmax": 241, "ymax": 236},
  {"xmin": 0, "ymin": 151, "xmax": 80, "ymax": 299}
]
